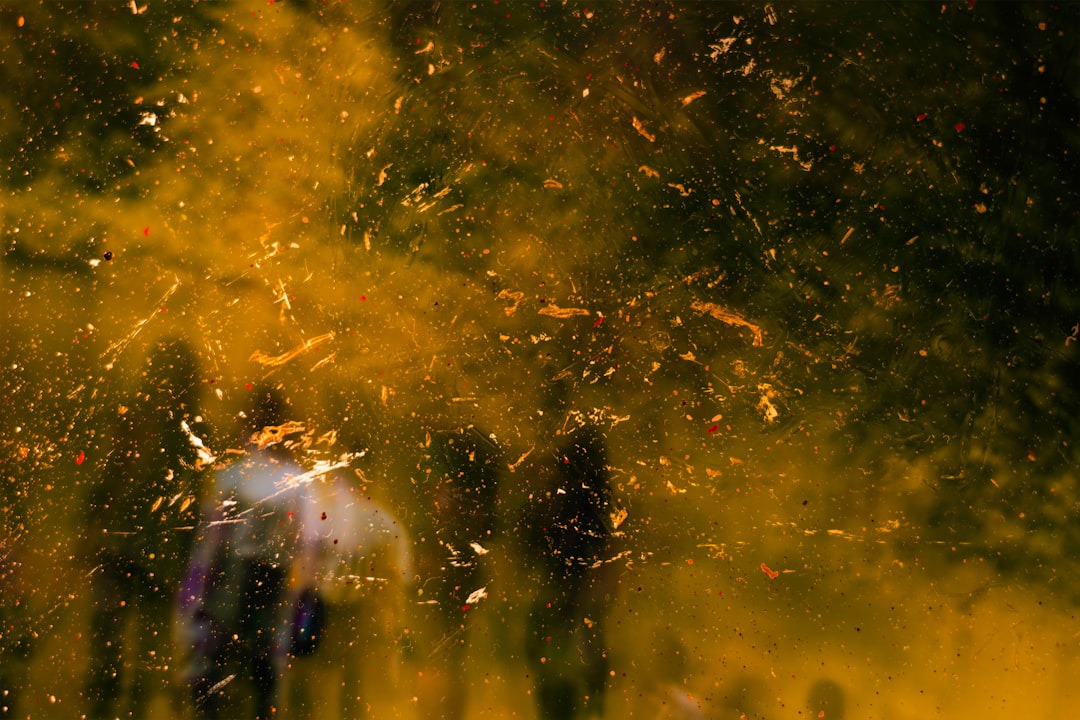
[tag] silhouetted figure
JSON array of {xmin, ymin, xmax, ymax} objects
[
  {"xmin": 84, "ymin": 339, "xmax": 207, "ymax": 719},
  {"xmin": 282, "ymin": 469, "xmax": 412, "ymax": 718},
  {"xmin": 806, "ymin": 678, "xmax": 846, "ymax": 719},
  {"xmin": 0, "ymin": 536, "xmax": 32, "ymax": 717},
  {"xmin": 177, "ymin": 388, "xmax": 306, "ymax": 720},
  {"xmin": 521, "ymin": 426, "xmax": 614, "ymax": 720},
  {"xmin": 408, "ymin": 427, "xmax": 501, "ymax": 720},
  {"xmin": 2, "ymin": 414, "xmax": 33, "ymax": 718}
]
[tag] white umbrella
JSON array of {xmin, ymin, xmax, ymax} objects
[{"xmin": 291, "ymin": 469, "xmax": 412, "ymax": 605}]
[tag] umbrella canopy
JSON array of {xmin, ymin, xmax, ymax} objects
[
  {"xmin": 209, "ymin": 448, "xmax": 310, "ymax": 564},
  {"xmin": 291, "ymin": 470, "xmax": 412, "ymax": 605}
]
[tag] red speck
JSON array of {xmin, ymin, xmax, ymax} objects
[
  {"xmin": 143, "ymin": 226, "xmax": 150, "ymax": 236},
  {"xmin": 245, "ymin": 383, "xmax": 253, "ymax": 390},
  {"xmin": 131, "ymin": 61, "xmax": 140, "ymax": 69},
  {"xmin": 359, "ymin": 295, "xmax": 367, "ymax": 302},
  {"xmin": 461, "ymin": 605, "xmax": 471, "ymax": 611},
  {"xmin": 761, "ymin": 562, "xmax": 779, "ymax": 580},
  {"xmin": 916, "ymin": 113, "xmax": 928, "ymax": 122},
  {"xmin": 953, "ymin": 122, "xmax": 966, "ymax": 132},
  {"xmin": 76, "ymin": 450, "xmax": 86, "ymax": 465},
  {"xmin": 828, "ymin": 144, "xmax": 837, "ymax": 152},
  {"xmin": 707, "ymin": 424, "xmax": 718, "ymax": 434},
  {"xmin": 1027, "ymin": 450, "xmax": 1037, "ymax": 462},
  {"xmin": 593, "ymin": 316, "xmax": 604, "ymax": 328}
]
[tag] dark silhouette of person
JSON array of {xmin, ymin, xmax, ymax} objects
[
  {"xmin": 0, "ymin": 535, "xmax": 32, "ymax": 717},
  {"xmin": 407, "ymin": 426, "xmax": 501, "ymax": 720},
  {"xmin": 83, "ymin": 338, "xmax": 208, "ymax": 719},
  {"xmin": 176, "ymin": 387, "xmax": 307, "ymax": 720},
  {"xmin": 1, "ymin": 397, "xmax": 33, "ymax": 717},
  {"xmin": 806, "ymin": 678, "xmax": 846, "ymax": 719},
  {"xmin": 521, "ymin": 425, "xmax": 615, "ymax": 720}
]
